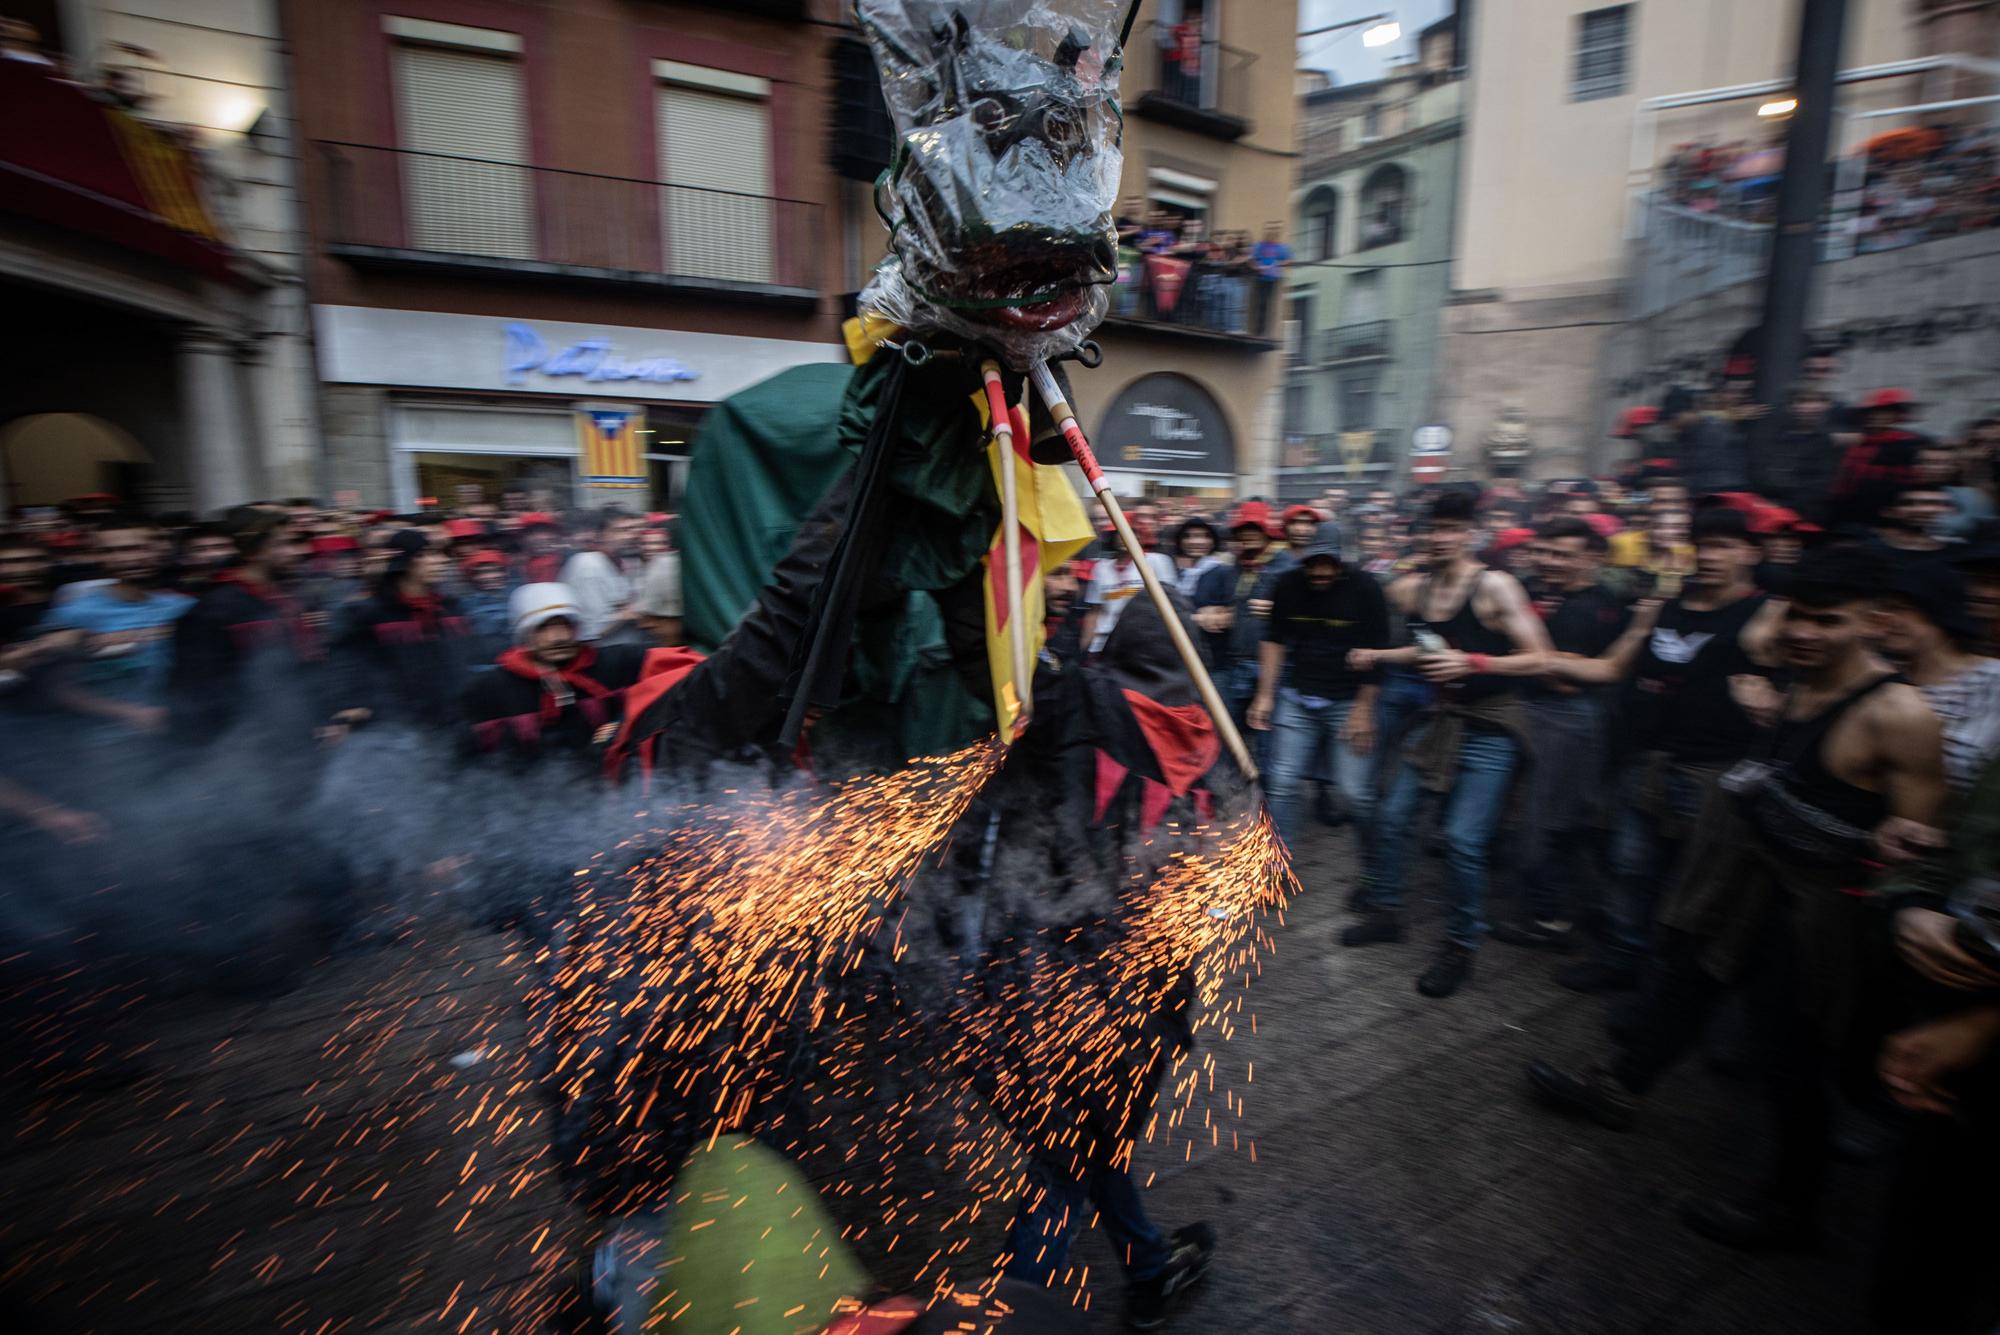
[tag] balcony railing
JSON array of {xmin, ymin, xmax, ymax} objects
[
  {"xmin": 1319, "ymin": 319, "xmax": 1393, "ymax": 363},
  {"xmin": 1131, "ymin": 21, "xmax": 1255, "ymax": 140},
  {"xmin": 1108, "ymin": 247, "xmax": 1279, "ymax": 343},
  {"xmin": 316, "ymin": 142, "xmax": 818, "ymax": 295}
]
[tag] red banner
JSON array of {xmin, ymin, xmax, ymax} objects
[{"xmin": 1145, "ymin": 255, "xmax": 1192, "ymax": 315}]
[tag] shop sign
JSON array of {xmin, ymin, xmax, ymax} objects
[
  {"xmin": 1412, "ymin": 425, "xmax": 1453, "ymax": 455},
  {"xmin": 505, "ymin": 323, "xmax": 698, "ymax": 388},
  {"xmin": 1098, "ymin": 374, "xmax": 1235, "ymax": 478}
]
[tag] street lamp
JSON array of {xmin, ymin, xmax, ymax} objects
[
  {"xmin": 1298, "ymin": 12, "xmax": 1402, "ymax": 47},
  {"xmin": 1757, "ymin": 97, "xmax": 1799, "ymax": 118}
]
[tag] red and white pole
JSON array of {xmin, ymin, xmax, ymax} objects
[{"xmin": 1027, "ymin": 360, "xmax": 1258, "ymax": 781}]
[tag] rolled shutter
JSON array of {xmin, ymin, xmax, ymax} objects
[
  {"xmin": 395, "ymin": 44, "xmax": 534, "ymax": 258},
  {"xmin": 657, "ymin": 83, "xmax": 772, "ymax": 284}
]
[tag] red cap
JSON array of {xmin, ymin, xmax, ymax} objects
[
  {"xmin": 1614, "ymin": 406, "xmax": 1660, "ymax": 439},
  {"xmin": 1861, "ymin": 387, "xmax": 1916, "ymax": 411},
  {"xmin": 1280, "ymin": 504, "xmax": 1320, "ymax": 526},
  {"xmin": 1723, "ymin": 355, "xmax": 1756, "ymax": 379},
  {"xmin": 364, "ymin": 509, "xmax": 395, "ymax": 525},
  {"xmin": 517, "ymin": 511, "xmax": 558, "ymax": 529},
  {"xmin": 310, "ymin": 535, "xmax": 360, "ymax": 555},
  {"xmin": 1582, "ymin": 512, "xmax": 1623, "ymax": 539},
  {"xmin": 460, "ymin": 548, "xmax": 507, "ymax": 571},
  {"xmin": 1227, "ymin": 501, "xmax": 1281, "ymax": 539},
  {"xmin": 1494, "ymin": 526, "xmax": 1535, "ymax": 553},
  {"xmin": 444, "ymin": 518, "xmax": 486, "ymax": 539}
]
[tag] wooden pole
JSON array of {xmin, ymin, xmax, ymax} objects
[
  {"xmin": 1026, "ymin": 360, "xmax": 1259, "ymax": 782},
  {"xmin": 980, "ymin": 359, "xmax": 1033, "ymax": 735}
]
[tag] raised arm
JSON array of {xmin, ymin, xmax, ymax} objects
[{"xmin": 1545, "ymin": 598, "xmax": 1663, "ymax": 685}]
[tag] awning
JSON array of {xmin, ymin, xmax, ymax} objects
[{"xmin": 0, "ymin": 58, "xmax": 245, "ymax": 284}]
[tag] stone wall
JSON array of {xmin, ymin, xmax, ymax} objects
[
  {"xmin": 1433, "ymin": 283, "xmax": 1626, "ymax": 481},
  {"xmin": 1604, "ymin": 229, "xmax": 2000, "ymax": 449},
  {"xmin": 318, "ymin": 384, "xmax": 392, "ymax": 507}
]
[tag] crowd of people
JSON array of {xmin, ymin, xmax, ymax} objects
[
  {"xmin": 4, "ymin": 343, "xmax": 2000, "ymax": 1329},
  {"xmin": 1113, "ymin": 203, "xmax": 1291, "ymax": 335},
  {"xmin": 1063, "ymin": 350, "xmax": 1999, "ymax": 1330},
  {"xmin": 1658, "ymin": 122, "xmax": 2000, "ymax": 253}
]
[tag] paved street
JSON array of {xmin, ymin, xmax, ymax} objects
[
  {"xmin": 1087, "ymin": 815, "xmax": 1887, "ymax": 1334},
  {"xmin": 0, "ymin": 812, "xmax": 1889, "ymax": 1334}
]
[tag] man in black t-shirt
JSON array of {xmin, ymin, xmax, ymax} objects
[
  {"xmin": 1493, "ymin": 519, "xmax": 1630, "ymax": 951},
  {"xmin": 1541, "ymin": 507, "xmax": 1781, "ymax": 991},
  {"xmin": 1246, "ymin": 530, "xmax": 1390, "ymax": 859}
]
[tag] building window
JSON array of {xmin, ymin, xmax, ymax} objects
[
  {"xmin": 655, "ymin": 62, "xmax": 774, "ymax": 285},
  {"xmin": 1343, "ymin": 268, "xmax": 1383, "ymax": 325},
  {"xmin": 1300, "ymin": 187, "xmax": 1338, "ymax": 262},
  {"xmin": 1358, "ymin": 164, "xmax": 1406, "ymax": 250},
  {"xmin": 1148, "ymin": 166, "xmax": 1216, "ymax": 227},
  {"xmin": 388, "ymin": 19, "xmax": 533, "ymax": 259},
  {"xmin": 1362, "ymin": 103, "xmax": 1382, "ymax": 140},
  {"xmin": 1339, "ymin": 374, "xmax": 1378, "ymax": 431},
  {"xmin": 1571, "ymin": 6, "xmax": 1630, "ymax": 102}
]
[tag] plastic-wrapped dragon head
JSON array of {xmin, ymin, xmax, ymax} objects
[{"xmin": 855, "ymin": 0, "xmax": 1128, "ymax": 365}]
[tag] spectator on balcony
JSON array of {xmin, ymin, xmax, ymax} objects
[{"xmin": 1250, "ymin": 223, "xmax": 1291, "ymax": 336}]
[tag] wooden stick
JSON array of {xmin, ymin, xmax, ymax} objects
[
  {"xmin": 980, "ymin": 359, "xmax": 1033, "ymax": 735},
  {"xmin": 1026, "ymin": 360, "xmax": 1259, "ymax": 781}
]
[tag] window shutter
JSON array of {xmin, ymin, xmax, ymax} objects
[
  {"xmin": 395, "ymin": 44, "xmax": 534, "ymax": 258},
  {"xmin": 657, "ymin": 83, "xmax": 772, "ymax": 284}
]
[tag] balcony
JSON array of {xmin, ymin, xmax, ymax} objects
[
  {"xmin": 1315, "ymin": 320, "xmax": 1393, "ymax": 364},
  {"xmin": 1130, "ymin": 22, "xmax": 1254, "ymax": 141},
  {"xmin": 315, "ymin": 142, "xmax": 819, "ymax": 305},
  {"xmin": 1103, "ymin": 248, "xmax": 1280, "ymax": 348}
]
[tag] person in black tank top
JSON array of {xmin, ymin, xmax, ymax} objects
[
  {"xmin": 1340, "ymin": 490, "xmax": 1554, "ymax": 999},
  {"xmin": 1526, "ymin": 544, "xmax": 1948, "ymax": 1254},
  {"xmin": 1534, "ymin": 506, "xmax": 1776, "ymax": 993},
  {"xmin": 1492, "ymin": 519, "xmax": 1630, "ymax": 951}
]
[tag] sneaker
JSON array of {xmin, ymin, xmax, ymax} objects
[
  {"xmin": 1127, "ymin": 1222, "xmax": 1217, "ymax": 1329},
  {"xmin": 1526, "ymin": 1059, "xmax": 1638, "ymax": 1131},
  {"xmin": 1678, "ymin": 1197, "xmax": 1817, "ymax": 1253},
  {"xmin": 1416, "ymin": 943, "xmax": 1474, "ymax": 998},
  {"xmin": 1491, "ymin": 919, "xmax": 1576, "ymax": 952},
  {"xmin": 1340, "ymin": 911, "xmax": 1404, "ymax": 948},
  {"xmin": 1556, "ymin": 958, "xmax": 1639, "ymax": 994}
]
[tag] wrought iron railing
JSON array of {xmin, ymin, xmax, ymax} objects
[
  {"xmin": 315, "ymin": 141, "xmax": 819, "ymax": 291},
  {"xmin": 1319, "ymin": 319, "xmax": 1392, "ymax": 363},
  {"xmin": 1133, "ymin": 20, "xmax": 1256, "ymax": 127},
  {"xmin": 1109, "ymin": 247, "xmax": 1279, "ymax": 339}
]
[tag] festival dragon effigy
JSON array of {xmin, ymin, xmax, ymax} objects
[{"xmin": 532, "ymin": 3, "xmax": 1296, "ymax": 1330}]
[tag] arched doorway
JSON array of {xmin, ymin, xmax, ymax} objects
[
  {"xmin": 0, "ymin": 413, "xmax": 153, "ymax": 507},
  {"xmin": 1096, "ymin": 373, "xmax": 1237, "ymax": 495}
]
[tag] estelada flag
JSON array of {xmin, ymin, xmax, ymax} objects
[
  {"xmin": 1144, "ymin": 254, "xmax": 1192, "ymax": 315},
  {"xmin": 983, "ymin": 398, "xmax": 1094, "ymax": 739}
]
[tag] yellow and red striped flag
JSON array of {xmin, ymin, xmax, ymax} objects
[
  {"xmin": 578, "ymin": 406, "xmax": 647, "ymax": 487},
  {"xmin": 983, "ymin": 398, "xmax": 1094, "ymax": 739}
]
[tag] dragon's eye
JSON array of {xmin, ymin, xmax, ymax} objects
[
  {"xmin": 971, "ymin": 97, "xmax": 1012, "ymax": 133},
  {"xmin": 1043, "ymin": 105, "xmax": 1084, "ymax": 154}
]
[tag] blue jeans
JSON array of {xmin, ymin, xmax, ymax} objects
[
  {"xmin": 1004, "ymin": 1162, "xmax": 1170, "ymax": 1285},
  {"xmin": 1605, "ymin": 759, "xmax": 1710, "ymax": 965},
  {"xmin": 1370, "ymin": 729, "xmax": 1520, "ymax": 948},
  {"xmin": 1372, "ymin": 669, "xmax": 1434, "ymax": 789},
  {"xmin": 1265, "ymin": 691, "xmax": 1376, "ymax": 866}
]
